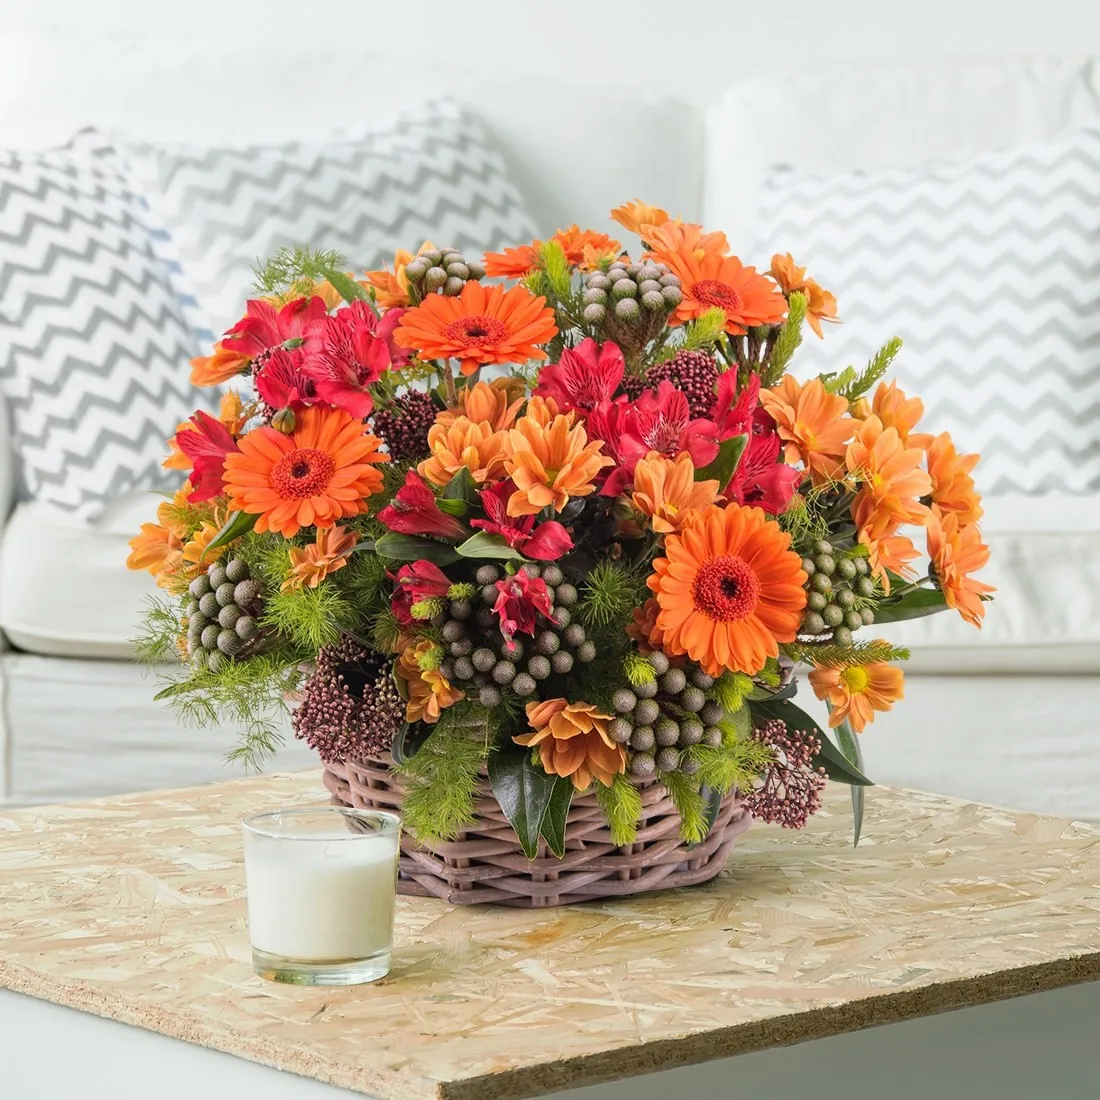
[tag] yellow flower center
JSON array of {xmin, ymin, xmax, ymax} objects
[{"xmin": 841, "ymin": 666, "xmax": 870, "ymax": 694}]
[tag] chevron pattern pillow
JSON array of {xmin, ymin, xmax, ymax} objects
[
  {"xmin": 129, "ymin": 98, "xmax": 538, "ymax": 346},
  {"xmin": 0, "ymin": 134, "xmax": 201, "ymax": 520},
  {"xmin": 752, "ymin": 121, "xmax": 1100, "ymax": 495}
]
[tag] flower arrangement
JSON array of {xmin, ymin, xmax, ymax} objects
[{"xmin": 131, "ymin": 202, "xmax": 993, "ymax": 865}]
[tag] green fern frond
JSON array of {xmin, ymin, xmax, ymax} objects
[
  {"xmin": 251, "ymin": 245, "xmax": 347, "ymax": 301},
  {"xmin": 690, "ymin": 737, "xmax": 773, "ymax": 795},
  {"xmin": 595, "ymin": 773, "xmax": 644, "ymax": 846},
  {"xmin": 134, "ymin": 595, "xmax": 185, "ymax": 665},
  {"xmin": 827, "ymin": 337, "xmax": 903, "ymax": 401},
  {"xmin": 782, "ymin": 638, "xmax": 911, "ymax": 668},
  {"xmin": 661, "ymin": 771, "xmax": 708, "ymax": 843},
  {"xmin": 623, "ymin": 653, "xmax": 657, "ymax": 686},
  {"xmin": 263, "ymin": 584, "xmax": 354, "ymax": 652},
  {"xmin": 539, "ymin": 239, "xmax": 573, "ymax": 301},
  {"xmin": 761, "ymin": 292, "xmax": 806, "ymax": 383},
  {"xmin": 578, "ymin": 560, "xmax": 648, "ymax": 632},
  {"xmin": 712, "ymin": 671, "xmax": 754, "ymax": 713}
]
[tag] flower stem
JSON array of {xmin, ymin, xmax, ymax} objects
[
  {"xmin": 438, "ymin": 358, "xmax": 457, "ymax": 406},
  {"xmin": 888, "ymin": 576, "xmax": 931, "ymax": 599}
]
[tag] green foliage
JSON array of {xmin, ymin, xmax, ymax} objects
[
  {"xmin": 336, "ymin": 550, "xmax": 391, "ymax": 618},
  {"xmin": 761, "ymin": 291, "xmax": 806, "ymax": 383},
  {"xmin": 595, "ymin": 773, "xmax": 644, "ymax": 846},
  {"xmin": 712, "ymin": 671, "xmax": 754, "ymax": 713},
  {"xmin": 778, "ymin": 484, "xmax": 835, "ymax": 550},
  {"xmin": 782, "ymin": 638, "xmax": 911, "ymax": 668},
  {"xmin": 155, "ymin": 652, "xmax": 302, "ymax": 771},
  {"xmin": 539, "ymin": 239, "xmax": 572, "ymax": 301},
  {"xmin": 371, "ymin": 609, "xmax": 406, "ymax": 654},
  {"xmin": 395, "ymin": 704, "xmax": 495, "ymax": 844},
  {"xmin": 134, "ymin": 595, "xmax": 184, "ymax": 665},
  {"xmin": 263, "ymin": 584, "xmax": 354, "ymax": 653},
  {"xmin": 661, "ymin": 771, "xmax": 709, "ymax": 843},
  {"xmin": 623, "ymin": 652, "xmax": 656, "ymax": 687},
  {"xmin": 824, "ymin": 337, "xmax": 903, "ymax": 401},
  {"xmin": 690, "ymin": 733, "xmax": 773, "ymax": 795},
  {"xmin": 654, "ymin": 307, "xmax": 727, "ymax": 363},
  {"xmin": 577, "ymin": 560, "xmax": 648, "ymax": 638},
  {"xmin": 251, "ymin": 245, "xmax": 347, "ymax": 302}
]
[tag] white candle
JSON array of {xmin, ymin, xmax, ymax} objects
[{"xmin": 242, "ymin": 808, "xmax": 400, "ymax": 983}]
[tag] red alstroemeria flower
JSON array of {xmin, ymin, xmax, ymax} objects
[
  {"xmin": 390, "ymin": 560, "xmax": 452, "ymax": 624},
  {"xmin": 534, "ymin": 338, "xmax": 625, "ymax": 417},
  {"xmin": 254, "ymin": 347, "xmax": 315, "ymax": 411},
  {"xmin": 222, "ymin": 296, "xmax": 329, "ymax": 361},
  {"xmin": 711, "ymin": 371, "xmax": 759, "ymax": 438},
  {"xmin": 301, "ymin": 301, "xmax": 409, "ymax": 419},
  {"xmin": 594, "ymin": 381, "xmax": 719, "ymax": 495},
  {"xmin": 376, "ymin": 470, "xmax": 467, "ymax": 541},
  {"xmin": 470, "ymin": 481, "xmax": 574, "ymax": 560},
  {"xmin": 174, "ymin": 410, "xmax": 240, "ymax": 502},
  {"xmin": 493, "ymin": 570, "xmax": 554, "ymax": 638}
]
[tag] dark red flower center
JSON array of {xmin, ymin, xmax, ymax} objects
[
  {"xmin": 444, "ymin": 315, "xmax": 508, "ymax": 348},
  {"xmin": 692, "ymin": 554, "xmax": 760, "ymax": 622},
  {"xmin": 272, "ymin": 447, "xmax": 335, "ymax": 499},
  {"xmin": 692, "ymin": 279, "xmax": 742, "ymax": 313}
]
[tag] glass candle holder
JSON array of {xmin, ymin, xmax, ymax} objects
[{"xmin": 242, "ymin": 807, "xmax": 401, "ymax": 986}]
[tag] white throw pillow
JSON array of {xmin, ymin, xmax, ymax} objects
[
  {"xmin": 0, "ymin": 131, "xmax": 201, "ymax": 520},
  {"xmin": 126, "ymin": 98, "xmax": 538, "ymax": 346},
  {"xmin": 751, "ymin": 120, "xmax": 1100, "ymax": 496}
]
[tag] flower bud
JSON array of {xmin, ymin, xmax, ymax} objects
[
  {"xmin": 271, "ymin": 406, "xmax": 296, "ymax": 433},
  {"xmin": 425, "ymin": 266, "xmax": 448, "ymax": 290}
]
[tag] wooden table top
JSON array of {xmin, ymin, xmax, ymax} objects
[{"xmin": 1, "ymin": 772, "xmax": 1098, "ymax": 1100}]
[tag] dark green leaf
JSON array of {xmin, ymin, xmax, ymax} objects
[
  {"xmin": 691, "ymin": 785, "xmax": 724, "ymax": 848},
  {"xmin": 539, "ymin": 777, "xmax": 574, "ymax": 858},
  {"xmin": 390, "ymin": 723, "xmax": 430, "ymax": 766},
  {"xmin": 747, "ymin": 679, "xmax": 798, "ymax": 703},
  {"xmin": 835, "ymin": 718, "xmax": 865, "ymax": 845},
  {"xmin": 455, "ymin": 531, "xmax": 528, "ymax": 562},
  {"xmin": 319, "ymin": 267, "xmax": 375, "ymax": 308},
  {"xmin": 752, "ymin": 698, "xmax": 873, "ymax": 786},
  {"xmin": 202, "ymin": 509, "xmax": 257, "ymax": 559},
  {"xmin": 487, "ymin": 741, "xmax": 563, "ymax": 859},
  {"xmin": 696, "ymin": 433, "xmax": 748, "ymax": 486},
  {"xmin": 441, "ymin": 466, "xmax": 480, "ymax": 506},
  {"xmin": 436, "ymin": 498, "xmax": 469, "ymax": 517},
  {"xmin": 726, "ymin": 702, "xmax": 752, "ymax": 739},
  {"xmin": 374, "ymin": 533, "xmax": 460, "ymax": 565},
  {"xmin": 874, "ymin": 586, "xmax": 949, "ymax": 623}
]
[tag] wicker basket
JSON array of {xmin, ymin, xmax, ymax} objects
[{"xmin": 323, "ymin": 755, "xmax": 752, "ymax": 907}]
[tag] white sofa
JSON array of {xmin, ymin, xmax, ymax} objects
[{"xmin": 0, "ymin": 44, "xmax": 1096, "ymax": 819}]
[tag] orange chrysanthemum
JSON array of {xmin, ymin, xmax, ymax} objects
[
  {"xmin": 847, "ymin": 415, "xmax": 932, "ymax": 530},
  {"xmin": 483, "ymin": 243, "xmax": 540, "ymax": 279},
  {"xmin": 808, "ymin": 662, "xmax": 905, "ymax": 733},
  {"xmin": 418, "ymin": 416, "xmax": 512, "ymax": 488},
  {"xmin": 127, "ymin": 519, "xmax": 182, "ymax": 582},
  {"xmin": 191, "ymin": 342, "xmax": 249, "ymax": 387},
  {"xmin": 551, "ymin": 225, "xmax": 622, "ymax": 270},
  {"xmin": 924, "ymin": 432, "xmax": 984, "ymax": 526},
  {"xmin": 768, "ymin": 253, "xmax": 839, "ymax": 339},
  {"xmin": 927, "ymin": 506, "xmax": 995, "ymax": 627},
  {"xmin": 646, "ymin": 222, "xmax": 785, "ymax": 335},
  {"xmin": 514, "ymin": 699, "xmax": 625, "ymax": 791},
  {"xmin": 522, "ymin": 394, "xmax": 567, "ymax": 428},
  {"xmin": 647, "ymin": 503, "xmax": 807, "ymax": 676},
  {"xmin": 627, "ymin": 598, "xmax": 669, "ymax": 654},
  {"xmin": 505, "ymin": 413, "xmax": 613, "ymax": 516},
  {"xmin": 282, "ymin": 525, "xmax": 359, "ymax": 592},
  {"xmin": 127, "ymin": 487, "xmax": 229, "ymax": 591},
  {"xmin": 855, "ymin": 511, "xmax": 920, "ymax": 592},
  {"xmin": 393, "ymin": 281, "xmax": 557, "ymax": 376},
  {"xmin": 610, "ymin": 198, "xmax": 672, "ymax": 239},
  {"xmin": 862, "ymin": 380, "xmax": 928, "ymax": 445},
  {"xmin": 630, "ymin": 451, "xmax": 720, "ymax": 533},
  {"xmin": 364, "ymin": 242, "xmax": 436, "ymax": 308},
  {"xmin": 223, "ymin": 406, "xmax": 388, "ymax": 538},
  {"xmin": 760, "ymin": 376, "xmax": 853, "ymax": 484},
  {"xmin": 395, "ymin": 642, "xmax": 464, "ymax": 725},
  {"xmin": 435, "ymin": 378, "xmax": 526, "ymax": 433}
]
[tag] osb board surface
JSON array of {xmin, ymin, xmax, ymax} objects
[{"xmin": 1, "ymin": 776, "xmax": 1099, "ymax": 1100}]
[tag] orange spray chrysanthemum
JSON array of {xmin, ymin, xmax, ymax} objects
[
  {"xmin": 647, "ymin": 503, "xmax": 807, "ymax": 677},
  {"xmin": 364, "ymin": 242, "xmax": 436, "ymax": 308},
  {"xmin": 808, "ymin": 662, "xmax": 905, "ymax": 732},
  {"xmin": 223, "ymin": 406, "xmax": 388, "ymax": 538},
  {"xmin": 863, "ymin": 380, "xmax": 927, "ymax": 445},
  {"xmin": 395, "ymin": 642, "xmax": 464, "ymax": 725},
  {"xmin": 647, "ymin": 222, "xmax": 786, "ymax": 335},
  {"xmin": 505, "ymin": 413, "xmax": 613, "ymax": 516},
  {"xmin": 610, "ymin": 198, "xmax": 672, "ymax": 239},
  {"xmin": 514, "ymin": 699, "xmax": 625, "ymax": 791},
  {"xmin": 768, "ymin": 253, "xmax": 839, "ymax": 339},
  {"xmin": 927, "ymin": 506, "xmax": 995, "ymax": 627},
  {"xmin": 282, "ymin": 525, "xmax": 359, "ymax": 592},
  {"xmin": 551, "ymin": 225, "xmax": 622, "ymax": 269},
  {"xmin": 190, "ymin": 342, "xmax": 249, "ymax": 387},
  {"xmin": 418, "ymin": 416, "xmax": 512, "ymax": 488},
  {"xmin": 394, "ymin": 281, "xmax": 557, "ymax": 376},
  {"xmin": 847, "ymin": 415, "xmax": 932, "ymax": 530},
  {"xmin": 760, "ymin": 375, "xmax": 853, "ymax": 484},
  {"xmin": 435, "ymin": 378, "xmax": 526, "ymax": 433},
  {"xmin": 630, "ymin": 451, "xmax": 720, "ymax": 533},
  {"xmin": 924, "ymin": 432, "xmax": 984, "ymax": 526}
]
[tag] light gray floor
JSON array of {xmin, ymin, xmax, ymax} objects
[{"xmin": 3, "ymin": 980, "xmax": 1098, "ymax": 1098}]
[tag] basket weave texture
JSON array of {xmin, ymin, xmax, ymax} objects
[{"xmin": 323, "ymin": 755, "xmax": 752, "ymax": 907}]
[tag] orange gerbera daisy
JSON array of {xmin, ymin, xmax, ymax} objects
[
  {"xmin": 551, "ymin": 225, "xmax": 622, "ymax": 269},
  {"xmin": 483, "ymin": 243, "xmax": 540, "ymax": 279},
  {"xmin": 646, "ymin": 222, "xmax": 785, "ymax": 335},
  {"xmin": 191, "ymin": 342, "xmax": 249, "ymax": 387},
  {"xmin": 282, "ymin": 525, "xmax": 359, "ymax": 592},
  {"xmin": 847, "ymin": 415, "xmax": 932, "ymax": 529},
  {"xmin": 760, "ymin": 376, "xmax": 853, "ymax": 484},
  {"xmin": 418, "ymin": 416, "xmax": 512, "ymax": 488},
  {"xmin": 393, "ymin": 281, "xmax": 557, "ymax": 376},
  {"xmin": 514, "ymin": 699, "xmax": 625, "ymax": 791},
  {"xmin": 223, "ymin": 406, "xmax": 388, "ymax": 538},
  {"xmin": 395, "ymin": 643, "xmax": 464, "ymax": 724},
  {"xmin": 647, "ymin": 503, "xmax": 807, "ymax": 677},
  {"xmin": 506, "ymin": 413, "xmax": 613, "ymax": 516},
  {"xmin": 630, "ymin": 451, "xmax": 720, "ymax": 533},
  {"xmin": 863, "ymin": 380, "xmax": 927, "ymax": 445},
  {"xmin": 768, "ymin": 253, "xmax": 839, "ymax": 339},
  {"xmin": 434, "ymin": 378, "xmax": 526, "ymax": 433},
  {"xmin": 808, "ymin": 662, "xmax": 905, "ymax": 733},
  {"xmin": 610, "ymin": 198, "xmax": 672, "ymax": 239},
  {"xmin": 927, "ymin": 506, "xmax": 995, "ymax": 627},
  {"xmin": 364, "ymin": 243, "xmax": 436, "ymax": 308},
  {"xmin": 924, "ymin": 432, "xmax": 984, "ymax": 526}
]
